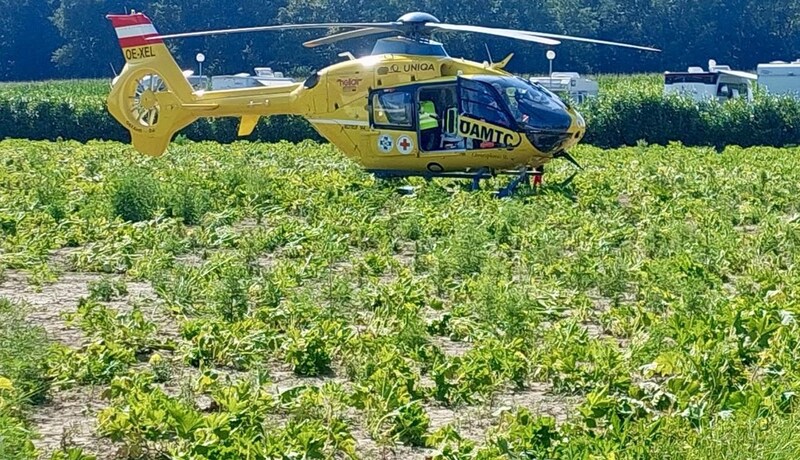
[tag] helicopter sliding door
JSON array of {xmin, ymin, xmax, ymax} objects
[
  {"xmin": 416, "ymin": 83, "xmax": 465, "ymax": 154},
  {"xmin": 457, "ymin": 77, "xmax": 518, "ymax": 150},
  {"xmin": 369, "ymin": 88, "xmax": 419, "ymax": 157}
]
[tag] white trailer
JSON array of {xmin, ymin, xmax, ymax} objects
[
  {"xmin": 211, "ymin": 67, "xmax": 294, "ymax": 90},
  {"xmin": 664, "ymin": 61, "xmax": 756, "ymax": 102},
  {"xmin": 757, "ymin": 60, "xmax": 800, "ymax": 97},
  {"xmin": 530, "ymin": 72, "xmax": 599, "ymax": 103},
  {"xmin": 119, "ymin": 69, "xmax": 209, "ymax": 92},
  {"xmin": 182, "ymin": 70, "xmax": 209, "ymax": 90}
]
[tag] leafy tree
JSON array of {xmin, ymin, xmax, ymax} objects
[
  {"xmin": 0, "ymin": 0, "xmax": 60, "ymax": 80},
  {"xmin": 148, "ymin": 0, "xmax": 288, "ymax": 75},
  {"xmin": 0, "ymin": 0, "xmax": 797, "ymax": 79},
  {"xmin": 51, "ymin": 0, "xmax": 142, "ymax": 77}
]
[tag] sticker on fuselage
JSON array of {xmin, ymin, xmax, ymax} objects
[
  {"xmin": 123, "ymin": 45, "xmax": 157, "ymax": 61},
  {"xmin": 458, "ymin": 116, "xmax": 523, "ymax": 148},
  {"xmin": 378, "ymin": 134, "xmax": 394, "ymax": 153},
  {"xmin": 397, "ymin": 135, "xmax": 414, "ymax": 154},
  {"xmin": 336, "ymin": 77, "xmax": 363, "ymax": 93},
  {"xmin": 377, "ymin": 62, "xmax": 436, "ymax": 75}
]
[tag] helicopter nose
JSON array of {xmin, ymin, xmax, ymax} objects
[
  {"xmin": 524, "ymin": 106, "xmax": 584, "ymax": 154},
  {"xmin": 528, "ymin": 110, "xmax": 585, "ymax": 154},
  {"xmin": 561, "ymin": 109, "xmax": 586, "ymax": 150},
  {"xmin": 553, "ymin": 111, "xmax": 586, "ymax": 153},
  {"xmin": 574, "ymin": 110, "xmax": 586, "ymax": 130}
]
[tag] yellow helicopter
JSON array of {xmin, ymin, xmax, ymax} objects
[{"xmin": 106, "ymin": 11, "xmax": 658, "ymax": 195}]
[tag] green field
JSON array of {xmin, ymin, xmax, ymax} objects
[{"xmin": 2, "ymin": 139, "xmax": 800, "ymax": 459}]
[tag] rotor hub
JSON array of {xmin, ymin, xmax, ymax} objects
[
  {"xmin": 396, "ymin": 12, "xmax": 440, "ymax": 40},
  {"xmin": 397, "ymin": 12, "xmax": 440, "ymax": 24},
  {"xmin": 139, "ymin": 91, "xmax": 158, "ymax": 110}
]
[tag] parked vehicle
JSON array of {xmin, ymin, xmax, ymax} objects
[
  {"xmin": 757, "ymin": 60, "xmax": 800, "ymax": 97},
  {"xmin": 530, "ymin": 72, "xmax": 599, "ymax": 103},
  {"xmin": 211, "ymin": 67, "xmax": 294, "ymax": 90},
  {"xmin": 664, "ymin": 60, "xmax": 756, "ymax": 102}
]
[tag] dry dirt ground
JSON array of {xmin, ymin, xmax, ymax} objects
[
  {"xmin": 0, "ymin": 249, "xmax": 579, "ymax": 460},
  {"xmin": 0, "ymin": 267, "xmax": 167, "ymax": 459}
]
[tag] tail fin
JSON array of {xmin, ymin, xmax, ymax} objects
[{"xmin": 106, "ymin": 12, "xmax": 197, "ymax": 156}]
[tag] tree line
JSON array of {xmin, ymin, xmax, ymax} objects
[{"xmin": 3, "ymin": 0, "xmax": 799, "ymax": 81}]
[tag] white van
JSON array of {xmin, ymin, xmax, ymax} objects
[
  {"xmin": 664, "ymin": 61, "xmax": 756, "ymax": 102},
  {"xmin": 211, "ymin": 67, "xmax": 294, "ymax": 90},
  {"xmin": 757, "ymin": 60, "xmax": 800, "ymax": 97},
  {"xmin": 530, "ymin": 72, "xmax": 599, "ymax": 104}
]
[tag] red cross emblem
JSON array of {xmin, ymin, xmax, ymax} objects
[{"xmin": 397, "ymin": 135, "xmax": 413, "ymax": 154}]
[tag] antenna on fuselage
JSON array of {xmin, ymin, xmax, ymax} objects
[{"xmin": 484, "ymin": 43, "xmax": 494, "ymax": 65}]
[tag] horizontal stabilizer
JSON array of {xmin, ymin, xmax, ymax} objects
[{"xmin": 238, "ymin": 115, "xmax": 260, "ymax": 137}]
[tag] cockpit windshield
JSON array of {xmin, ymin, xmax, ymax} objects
[{"xmin": 471, "ymin": 76, "xmax": 573, "ymax": 131}]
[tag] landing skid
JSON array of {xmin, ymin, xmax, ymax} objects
[{"xmin": 370, "ymin": 166, "xmax": 545, "ymax": 197}]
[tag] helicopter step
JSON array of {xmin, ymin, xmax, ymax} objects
[
  {"xmin": 495, "ymin": 166, "xmax": 543, "ymax": 198},
  {"xmin": 369, "ymin": 166, "xmax": 544, "ymax": 197}
]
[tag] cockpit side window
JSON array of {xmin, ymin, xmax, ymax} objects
[
  {"xmin": 482, "ymin": 76, "xmax": 572, "ymax": 131},
  {"xmin": 458, "ymin": 79, "xmax": 514, "ymax": 129},
  {"xmin": 371, "ymin": 89, "xmax": 414, "ymax": 130}
]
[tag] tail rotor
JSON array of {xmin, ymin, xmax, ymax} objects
[
  {"xmin": 130, "ymin": 73, "xmax": 167, "ymax": 127},
  {"xmin": 106, "ymin": 12, "xmax": 196, "ymax": 156}
]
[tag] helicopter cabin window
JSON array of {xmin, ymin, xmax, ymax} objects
[
  {"xmin": 458, "ymin": 79, "xmax": 514, "ymax": 129},
  {"xmin": 371, "ymin": 89, "xmax": 414, "ymax": 130}
]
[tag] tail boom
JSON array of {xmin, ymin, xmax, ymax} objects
[{"xmin": 106, "ymin": 12, "xmax": 303, "ymax": 156}]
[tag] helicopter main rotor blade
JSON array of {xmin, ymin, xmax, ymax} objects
[
  {"xmin": 524, "ymin": 32, "xmax": 660, "ymax": 52},
  {"xmin": 424, "ymin": 23, "xmax": 561, "ymax": 46},
  {"xmin": 150, "ymin": 22, "xmax": 401, "ymax": 41},
  {"xmin": 303, "ymin": 27, "xmax": 396, "ymax": 48}
]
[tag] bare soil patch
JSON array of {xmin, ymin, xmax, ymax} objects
[
  {"xmin": 353, "ymin": 382, "xmax": 578, "ymax": 459},
  {"xmin": 31, "ymin": 386, "xmax": 121, "ymax": 460},
  {"xmin": 0, "ymin": 266, "xmax": 180, "ymax": 459},
  {"xmin": 0, "ymin": 271, "xmax": 101, "ymax": 347},
  {"xmin": 431, "ymin": 336, "xmax": 473, "ymax": 358}
]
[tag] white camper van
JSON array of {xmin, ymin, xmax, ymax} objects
[
  {"xmin": 664, "ymin": 61, "xmax": 757, "ymax": 102},
  {"xmin": 211, "ymin": 67, "xmax": 294, "ymax": 90},
  {"xmin": 757, "ymin": 60, "xmax": 800, "ymax": 97},
  {"xmin": 530, "ymin": 72, "xmax": 599, "ymax": 104},
  {"xmin": 123, "ymin": 70, "xmax": 209, "ymax": 92}
]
